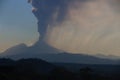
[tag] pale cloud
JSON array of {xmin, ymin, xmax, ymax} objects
[{"xmin": 45, "ymin": 0, "xmax": 120, "ymax": 56}]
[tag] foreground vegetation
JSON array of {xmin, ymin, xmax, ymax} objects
[{"xmin": 0, "ymin": 58, "xmax": 120, "ymax": 80}]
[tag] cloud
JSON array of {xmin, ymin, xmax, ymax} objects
[
  {"xmin": 31, "ymin": 0, "xmax": 72, "ymax": 37},
  {"xmin": 31, "ymin": 0, "xmax": 120, "ymax": 56}
]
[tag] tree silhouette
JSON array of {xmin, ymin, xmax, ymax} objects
[{"xmin": 79, "ymin": 67, "xmax": 94, "ymax": 80}]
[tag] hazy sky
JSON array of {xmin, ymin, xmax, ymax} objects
[
  {"xmin": 0, "ymin": 0, "xmax": 39, "ymax": 52},
  {"xmin": 0, "ymin": 0, "xmax": 120, "ymax": 56}
]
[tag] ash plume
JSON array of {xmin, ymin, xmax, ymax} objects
[{"xmin": 30, "ymin": 0, "xmax": 120, "ymax": 56}]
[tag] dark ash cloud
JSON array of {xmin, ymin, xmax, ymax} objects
[
  {"xmin": 31, "ymin": 0, "xmax": 72, "ymax": 38},
  {"xmin": 30, "ymin": 0, "xmax": 120, "ymax": 56}
]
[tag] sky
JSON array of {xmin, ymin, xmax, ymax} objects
[
  {"xmin": 0, "ymin": 0, "xmax": 120, "ymax": 56},
  {"xmin": 0, "ymin": 0, "xmax": 39, "ymax": 52}
]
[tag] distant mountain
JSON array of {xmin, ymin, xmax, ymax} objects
[
  {"xmin": 0, "ymin": 42, "xmax": 119, "ymax": 64},
  {"xmin": 0, "ymin": 39, "xmax": 60, "ymax": 57},
  {"xmin": 1, "ymin": 43, "xmax": 28, "ymax": 57},
  {"xmin": 29, "ymin": 39, "xmax": 61, "ymax": 54},
  {"xmin": 95, "ymin": 53, "xmax": 120, "ymax": 60}
]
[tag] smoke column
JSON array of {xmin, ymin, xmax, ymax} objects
[{"xmin": 30, "ymin": 0, "xmax": 120, "ymax": 56}]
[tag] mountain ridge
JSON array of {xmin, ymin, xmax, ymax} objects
[{"xmin": 0, "ymin": 43, "xmax": 119, "ymax": 64}]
